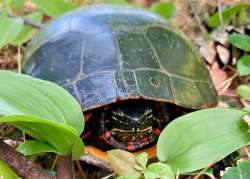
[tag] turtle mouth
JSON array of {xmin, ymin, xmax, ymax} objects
[
  {"xmin": 99, "ymin": 120, "xmax": 161, "ymax": 151},
  {"xmin": 111, "ymin": 126, "xmax": 153, "ymax": 136}
]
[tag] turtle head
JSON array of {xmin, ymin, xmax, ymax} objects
[
  {"xmin": 99, "ymin": 100, "xmax": 169, "ymax": 151},
  {"xmin": 110, "ymin": 106, "xmax": 154, "ymax": 138}
]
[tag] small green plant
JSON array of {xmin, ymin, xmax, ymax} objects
[
  {"xmin": 108, "ymin": 108, "xmax": 250, "ymax": 178},
  {"xmin": 0, "ymin": 0, "xmax": 80, "ymax": 48},
  {"xmin": 0, "ymin": 70, "xmax": 85, "ymax": 176},
  {"xmin": 227, "ymin": 32, "xmax": 250, "ymax": 102},
  {"xmin": 208, "ymin": 3, "xmax": 250, "ymax": 28},
  {"xmin": 0, "ymin": 0, "xmax": 177, "ymax": 49},
  {"xmin": 222, "ymin": 160, "xmax": 250, "ymax": 179},
  {"xmin": 0, "ymin": 70, "xmax": 84, "ymax": 159},
  {"xmin": 108, "ymin": 150, "xmax": 175, "ymax": 179}
]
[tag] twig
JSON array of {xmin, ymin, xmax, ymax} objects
[
  {"xmin": 51, "ymin": 154, "xmax": 59, "ymax": 170},
  {"xmin": 17, "ymin": 44, "xmax": 21, "ymax": 73},
  {"xmin": 101, "ymin": 173, "xmax": 116, "ymax": 179},
  {"xmin": 186, "ymin": 0, "xmax": 207, "ymax": 34},
  {"xmin": 244, "ymin": 147, "xmax": 250, "ymax": 159},
  {"xmin": 193, "ymin": 161, "xmax": 216, "ymax": 179},
  {"xmin": 0, "ymin": 140, "xmax": 54, "ymax": 179},
  {"xmin": 217, "ymin": 72, "xmax": 238, "ymax": 92},
  {"xmin": 75, "ymin": 160, "xmax": 87, "ymax": 179},
  {"xmin": 80, "ymin": 153, "xmax": 112, "ymax": 172}
]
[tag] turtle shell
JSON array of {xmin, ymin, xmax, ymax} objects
[{"xmin": 22, "ymin": 4, "xmax": 218, "ymax": 111}]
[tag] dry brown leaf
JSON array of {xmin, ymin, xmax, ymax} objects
[
  {"xmin": 209, "ymin": 67, "xmax": 228, "ymax": 91},
  {"xmin": 216, "ymin": 45, "xmax": 230, "ymax": 65},
  {"xmin": 199, "ymin": 40, "xmax": 216, "ymax": 64}
]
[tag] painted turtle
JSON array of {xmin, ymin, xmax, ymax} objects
[{"xmin": 22, "ymin": 5, "xmax": 217, "ymax": 152}]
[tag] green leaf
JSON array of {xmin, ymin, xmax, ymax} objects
[
  {"xmin": 157, "ymin": 108, "xmax": 250, "ymax": 174},
  {"xmin": 229, "ymin": 33, "xmax": 250, "ymax": 52},
  {"xmin": 10, "ymin": 0, "xmax": 26, "ymax": 12},
  {"xmin": 17, "ymin": 140, "xmax": 59, "ymax": 155},
  {"xmin": 0, "ymin": 115, "xmax": 84, "ymax": 159},
  {"xmin": 145, "ymin": 162, "xmax": 175, "ymax": 179},
  {"xmin": 237, "ymin": 55, "xmax": 250, "ymax": 76},
  {"xmin": 0, "ymin": 16, "xmax": 23, "ymax": 48},
  {"xmin": 108, "ymin": 149, "xmax": 140, "ymax": 176},
  {"xmin": 1, "ymin": 0, "xmax": 12, "ymax": 17},
  {"xmin": 0, "ymin": 160, "xmax": 18, "ymax": 179},
  {"xmin": 11, "ymin": 12, "xmax": 43, "ymax": 45},
  {"xmin": 244, "ymin": 107, "xmax": 250, "ymax": 113},
  {"xmin": 116, "ymin": 173, "xmax": 141, "ymax": 179},
  {"xmin": 150, "ymin": 2, "xmax": 176, "ymax": 20},
  {"xmin": 32, "ymin": 0, "xmax": 76, "ymax": 18},
  {"xmin": 135, "ymin": 152, "xmax": 148, "ymax": 170},
  {"xmin": 222, "ymin": 160, "xmax": 250, "ymax": 179},
  {"xmin": 208, "ymin": 3, "xmax": 250, "ymax": 28},
  {"xmin": 237, "ymin": 85, "xmax": 250, "ymax": 101},
  {"xmin": 0, "ymin": 70, "xmax": 84, "ymax": 135},
  {"xmin": 144, "ymin": 170, "xmax": 160, "ymax": 179}
]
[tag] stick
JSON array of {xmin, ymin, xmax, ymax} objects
[
  {"xmin": 0, "ymin": 140, "xmax": 54, "ymax": 179},
  {"xmin": 80, "ymin": 153, "xmax": 112, "ymax": 172}
]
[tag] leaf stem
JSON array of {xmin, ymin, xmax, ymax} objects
[{"xmin": 218, "ymin": 0, "xmax": 224, "ymax": 31}]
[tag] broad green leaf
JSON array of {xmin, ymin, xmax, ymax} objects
[
  {"xmin": 10, "ymin": 0, "xmax": 26, "ymax": 12},
  {"xmin": 17, "ymin": 140, "xmax": 59, "ymax": 155},
  {"xmin": 0, "ymin": 160, "xmax": 18, "ymax": 179},
  {"xmin": 0, "ymin": 70, "xmax": 84, "ymax": 135},
  {"xmin": 32, "ymin": 0, "xmax": 76, "ymax": 18},
  {"xmin": 237, "ymin": 55, "xmax": 250, "ymax": 76},
  {"xmin": 11, "ymin": 12, "xmax": 43, "ymax": 45},
  {"xmin": 0, "ymin": 16, "xmax": 23, "ymax": 48},
  {"xmin": 145, "ymin": 162, "xmax": 175, "ymax": 179},
  {"xmin": 223, "ymin": 167, "xmax": 240, "ymax": 179},
  {"xmin": 222, "ymin": 160, "xmax": 250, "ymax": 179},
  {"xmin": 208, "ymin": 3, "xmax": 250, "ymax": 28},
  {"xmin": 229, "ymin": 33, "xmax": 250, "ymax": 52},
  {"xmin": 157, "ymin": 108, "xmax": 250, "ymax": 174},
  {"xmin": 0, "ymin": 115, "xmax": 84, "ymax": 159},
  {"xmin": 135, "ymin": 152, "xmax": 148, "ymax": 169},
  {"xmin": 1, "ymin": 0, "xmax": 12, "ymax": 17},
  {"xmin": 102, "ymin": 0, "xmax": 128, "ymax": 4},
  {"xmin": 116, "ymin": 173, "xmax": 141, "ymax": 179},
  {"xmin": 108, "ymin": 149, "xmax": 139, "ymax": 176},
  {"xmin": 144, "ymin": 170, "xmax": 160, "ymax": 179},
  {"xmin": 150, "ymin": 2, "xmax": 176, "ymax": 20},
  {"xmin": 237, "ymin": 85, "xmax": 250, "ymax": 101}
]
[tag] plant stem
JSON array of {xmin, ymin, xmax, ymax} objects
[
  {"xmin": 218, "ymin": 0, "xmax": 224, "ymax": 31},
  {"xmin": 0, "ymin": 9, "xmax": 43, "ymax": 29},
  {"xmin": 56, "ymin": 154, "xmax": 74, "ymax": 179},
  {"xmin": 80, "ymin": 153, "xmax": 112, "ymax": 172},
  {"xmin": 8, "ymin": 13, "xmax": 43, "ymax": 29},
  {"xmin": 0, "ymin": 140, "xmax": 54, "ymax": 179}
]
